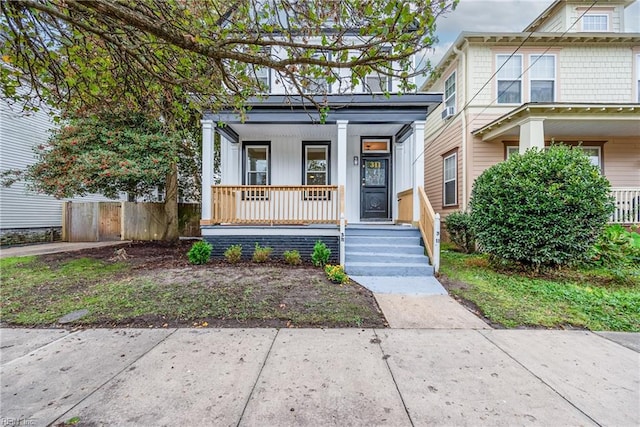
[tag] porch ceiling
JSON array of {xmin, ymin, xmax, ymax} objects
[
  {"xmin": 228, "ymin": 123, "xmax": 405, "ymax": 139},
  {"xmin": 473, "ymin": 103, "xmax": 640, "ymax": 141}
]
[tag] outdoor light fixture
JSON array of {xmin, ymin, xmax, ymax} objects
[{"xmin": 353, "ymin": 156, "xmax": 359, "ymax": 166}]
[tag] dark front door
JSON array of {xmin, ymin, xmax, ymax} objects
[{"xmin": 361, "ymin": 157, "xmax": 390, "ymax": 220}]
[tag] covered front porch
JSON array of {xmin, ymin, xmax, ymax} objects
[
  {"xmin": 199, "ymin": 94, "xmax": 442, "ymax": 266},
  {"xmin": 472, "ymin": 103, "xmax": 640, "ymax": 224}
]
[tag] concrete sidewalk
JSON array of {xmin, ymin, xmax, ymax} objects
[
  {"xmin": 0, "ymin": 241, "xmax": 130, "ymax": 259},
  {"xmin": 1, "ymin": 328, "xmax": 638, "ymax": 426}
]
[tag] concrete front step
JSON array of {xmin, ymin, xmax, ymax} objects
[
  {"xmin": 345, "ymin": 244, "xmax": 426, "ymax": 255},
  {"xmin": 346, "ymin": 252, "xmax": 430, "ymax": 264},
  {"xmin": 346, "ymin": 236, "xmax": 421, "ymax": 245},
  {"xmin": 345, "ymin": 262, "xmax": 434, "ymax": 276},
  {"xmin": 346, "ymin": 227, "xmax": 420, "ymax": 237}
]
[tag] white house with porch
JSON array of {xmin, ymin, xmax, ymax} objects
[{"xmin": 200, "ymin": 92, "xmax": 443, "ymax": 275}]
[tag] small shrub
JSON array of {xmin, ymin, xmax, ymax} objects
[
  {"xmin": 589, "ymin": 224, "xmax": 640, "ymax": 267},
  {"xmin": 311, "ymin": 240, "xmax": 331, "ymax": 267},
  {"xmin": 224, "ymin": 244, "xmax": 243, "ymax": 264},
  {"xmin": 444, "ymin": 211, "xmax": 476, "ymax": 253},
  {"xmin": 325, "ymin": 264, "xmax": 349, "ymax": 284},
  {"xmin": 283, "ymin": 249, "xmax": 302, "ymax": 265},
  {"xmin": 187, "ymin": 241, "xmax": 212, "ymax": 265},
  {"xmin": 252, "ymin": 242, "xmax": 273, "ymax": 263},
  {"xmin": 469, "ymin": 145, "xmax": 613, "ymax": 270}
]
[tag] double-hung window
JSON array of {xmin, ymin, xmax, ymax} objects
[
  {"xmin": 444, "ymin": 72, "xmax": 456, "ymax": 111},
  {"xmin": 582, "ymin": 14, "xmax": 608, "ymax": 31},
  {"xmin": 496, "ymin": 54, "xmax": 522, "ymax": 104},
  {"xmin": 577, "ymin": 146, "xmax": 602, "ymax": 170},
  {"xmin": 254, "ymin": 67, "xmax": 270, "ymax": 93},
  {"xmin": 443, "ymin": 152, "xmax": 457, "ymax": 207},
  {"xmin": 364, "ymin": 48, "xmax": 392, "ymax": 93},
  {"xmin": 252, "ymin": 47, "xmax": 271, "ymax": 93},
  {"xmin": 245, "ymin": 145, "xmax": 269, "ymax": 185},
  {"xmin": 364, "ymin": 72, "xmax": 391, "ymax": 93},
  {"xmin": 530, "ymin": 55, "xmax": 555, "ymax": 102},
  {"xmin": 303, "ymin": 52, "xmax": 331, "ymax": 94},
  {"xmin": 303, "ymin": 142, "xmax": 330, "ymax": 199},
  {"xmin": 244, "ymin": 142, "xmax": 270, "ymax": 199}
]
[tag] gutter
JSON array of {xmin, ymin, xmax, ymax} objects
[{"xmin": 452, "ymin": 40, "xmax": 469, "ymax": 211}]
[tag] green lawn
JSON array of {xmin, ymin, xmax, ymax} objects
[
  {"xmin": 0, "ymin": 255, "xmax": 385, "ymax": 328},
  {"xmin": 439, "ymin": 247, "xmax": 640, "ymax": 331}
]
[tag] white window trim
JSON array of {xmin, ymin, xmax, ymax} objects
[
  {"xmin": 582, "ymin": 14, "xmax": 609, "ymax": 32},
  {"xmin": 506, "ymin": 146, "xmax": 519, "ymax": 159},
  {"xmin": 507, "ymin": 144, "xmax": 602, "ymax": 170},
  {"xmin": 496, "ymin": 54, "xmax": 523, "ymax": 105},
  {"xmin": 443, "ymin": 152, "xmax": 457, "ymax": 207},
  {"xmin": 444, "ymin": 71, "xmax": 456, "ymax": 110},
  {"xmin": 577, "ymin": 145, "xmax": 602, "ymax": 170},
  {"xmin": 528, "ymin": 54, "xmax": 556, "ymax": 103}
]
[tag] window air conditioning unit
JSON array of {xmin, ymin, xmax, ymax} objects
[{"xmin": 441, "ymin": 106, "xmax": 455, "ymax": 120}]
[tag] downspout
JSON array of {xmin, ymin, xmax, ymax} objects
[{"xmin": 452, "ymin": 40, "xmax": 469, "ymax": 211}]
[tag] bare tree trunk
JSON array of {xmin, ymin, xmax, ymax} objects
[{"xmin": 163, "ymin": 162, "xmax": 179, "ymax": 242}]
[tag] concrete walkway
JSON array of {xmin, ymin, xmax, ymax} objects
[
  {"xmin": 1, "ymin": 328, "xmax": 638, "ymax": 426},
  {"xmin": 0, "ymin": 241, "xmax": 130, "ymax": 259}
]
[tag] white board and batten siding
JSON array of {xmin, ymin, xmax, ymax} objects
[{"xmin": 0, "ymin": 98, "xmax": 120, "ymax": 232}]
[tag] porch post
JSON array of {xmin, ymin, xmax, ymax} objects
[
  {"xmin": 201, "ymin": 120, "xmax": 215, "ymax": 223},
  {"xmin": 518, "ymin": 118, "xmax": 545, "ymax": 154},
  {"xmin": 412, "ymin": 121, "xmax": 426, "ymax": 223},
  {"xmin": 337, "ymin": 120, "xmax": 348, "ymax": 266}
]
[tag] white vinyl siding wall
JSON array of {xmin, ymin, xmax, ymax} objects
[{"xmin": 1, "ymin": 99, "xmax": 116, "ymax": 230}]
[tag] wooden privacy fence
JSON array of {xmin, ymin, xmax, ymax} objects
[
  {"xmin": 208, "ymin": 185, "xmax": 342, "ymax": 225},
  {"xmin": 63, "ymin": 201, "xmax": 201, "ymax": 242}
]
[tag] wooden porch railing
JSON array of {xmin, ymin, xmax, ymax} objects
[
  {"xmin": 418, "ymin": 186, "xmax": 440, "ymax": 273},
  {"xmin": 210, "ymin": 185, "xmax": 342, "ymax": 225},
  {"xmin": 610, "ymin": 188, "xmax": 640, "ymax": 224}
]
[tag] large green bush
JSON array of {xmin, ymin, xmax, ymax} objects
[{"xmin": 469, "ymin": 145, "xmax": 613, "ymax": 269}]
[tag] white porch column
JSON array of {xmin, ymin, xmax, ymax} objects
[
  {"xmin": 412, "ymin": 121, "xmax": 426, "ymax": 223},
  {"xmin": 518, "ymin": 118, "xmax": 545, "ymax": 154},
  {"xmin": 201, "ymin": 120, "xmax": 215, "ymax": 222},
  {"xmin": 337, "ymin": 120, "xmax": 348, "ymax": 266}
]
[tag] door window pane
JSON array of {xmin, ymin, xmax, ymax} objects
[{"xmin": 364, "ymin": 160, "xmax": 386, "ymax": 186}]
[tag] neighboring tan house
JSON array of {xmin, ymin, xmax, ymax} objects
[
  {"xmin": 199, "ymin": 42, "xmax": 443, "ymax": 273},
  {"xmin": 421, "ymin": 0, "xmax": 640, "ymax": 227}
]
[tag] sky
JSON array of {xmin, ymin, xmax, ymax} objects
[{"xmin": 423, "ymin": 0, "xmax": 640, "ymax": 70}]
